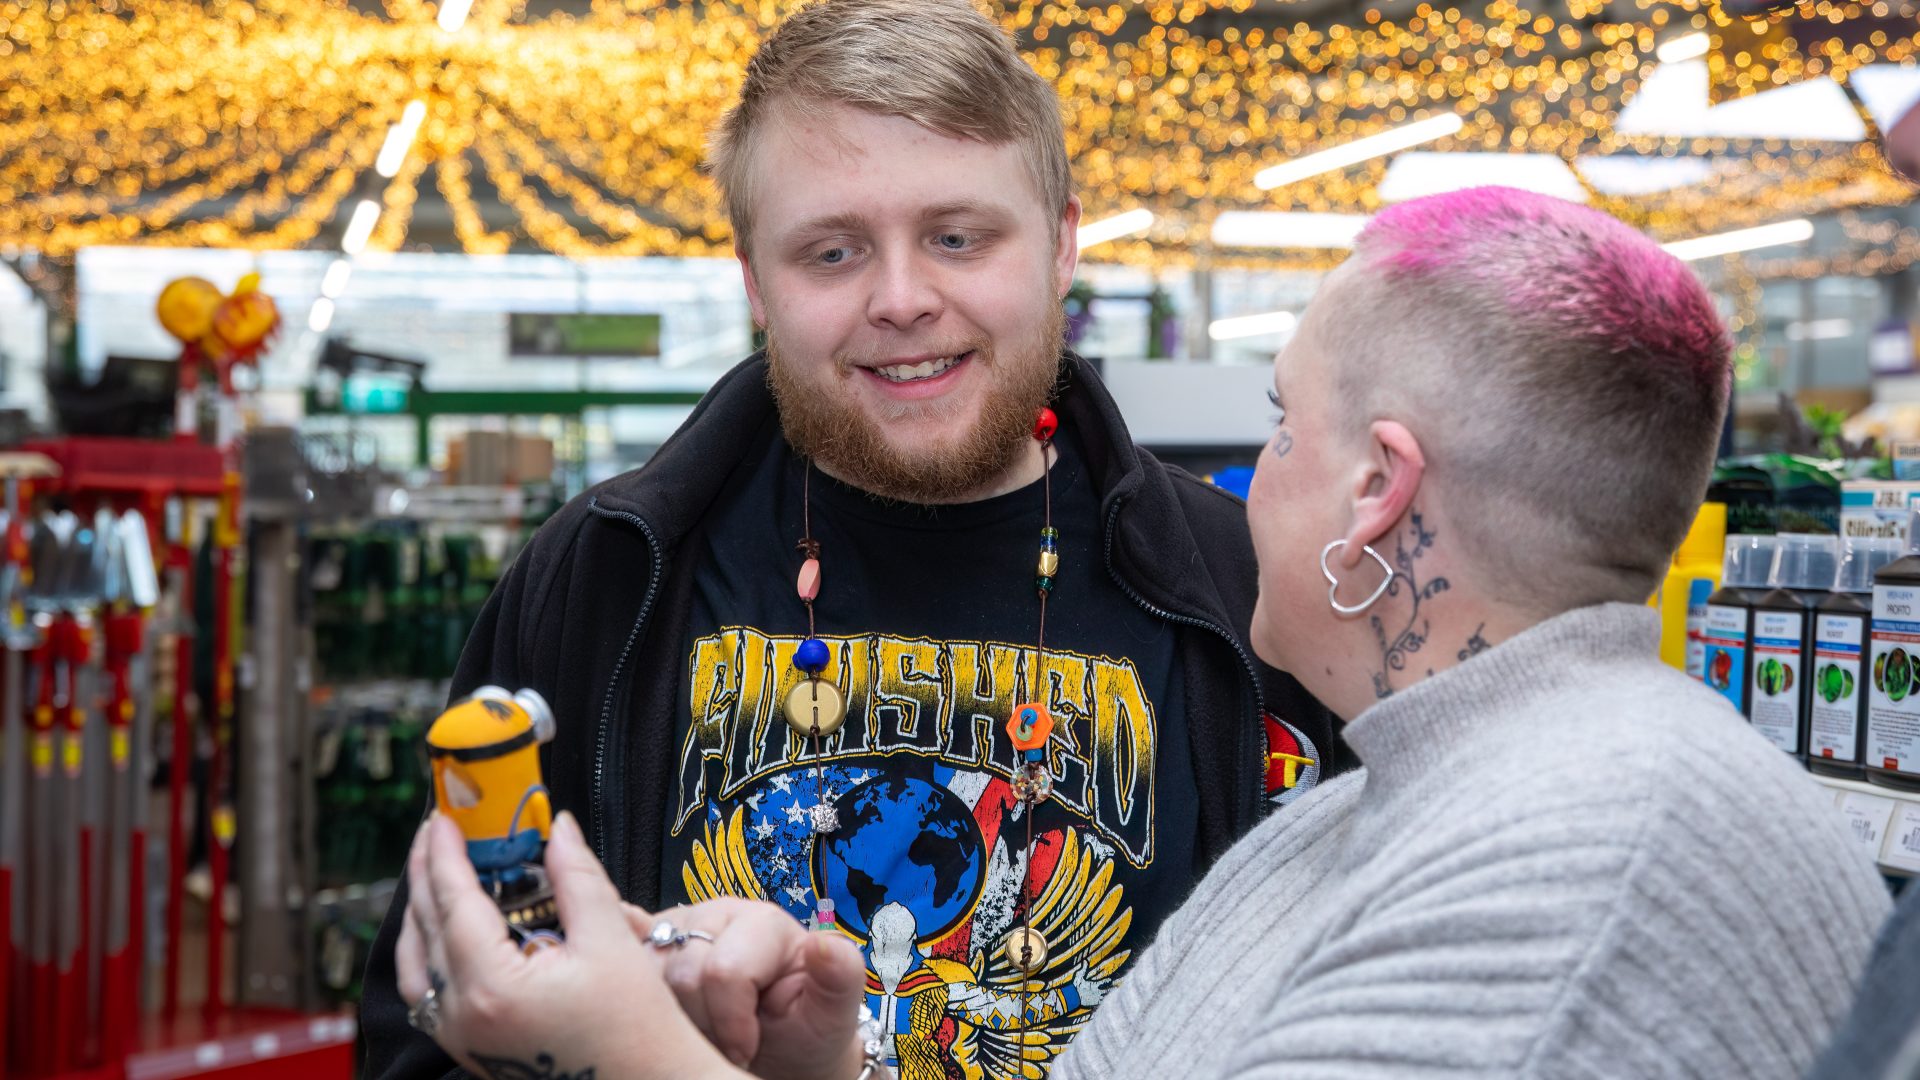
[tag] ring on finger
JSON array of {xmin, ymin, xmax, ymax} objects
[
  {"xmin": 407, "ymin": 969, "xmax": 448, "ymax": 1035},
  {"xmin": 646, "ymin": 919, "xmax": 716, "ymax": 950}
]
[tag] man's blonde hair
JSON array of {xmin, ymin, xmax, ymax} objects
[{"xmin": 707, "ymin": 0, "xmax": 1073, "ymax": 252}]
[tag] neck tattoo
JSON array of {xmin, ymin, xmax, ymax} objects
[
  {"xmin": 1370, "ymin": 512, "xmax": 1450, "ymax": 700},
  {"xmin": 784, "ymin": 407, "xmax": 1065, "ymax": 1009}
]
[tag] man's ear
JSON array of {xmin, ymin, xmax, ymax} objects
[
  {"xmin": 1337, "ymin": 420, "xmax": 1425, "ymax": 569},
  {"xmin": 738, "ymin": 242, "xmax": 768, "ymax": 328},
  {"xmin": 1054, "ymin": 196, "xmax": 1083, "ymax": 299}
]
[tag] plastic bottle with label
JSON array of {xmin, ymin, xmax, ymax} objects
[
  {"xmin": 1658, "ymin": 502, "xmax": 1727, "ymax": 678},
  {"xmin": 1746, "ymin": 534, "xmax": 1838, "ymax": 761},
  {"xmin": 1868, "ymin": 512, "xmax": 1920, "ymax": 791},
  {"xmin": 1702, "ymin": 535, "xmax": 1778, "ymax": 716},
  {"xmin": 1811, "ymin": 537, "xmax": 1901, "ymax": 778}
]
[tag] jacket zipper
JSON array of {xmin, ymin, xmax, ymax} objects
[
  {"xmin": 1101, "ymin": 498, "xmax": 1268, "ymax": 827},
  {"xmin": 585, "ymin": 499, "xmax": 665, "ymax": 888}
]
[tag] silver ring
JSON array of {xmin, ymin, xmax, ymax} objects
[
  {"xmin": 407, "ymin": 983, "xmax": 442, "ymax": 1036},
  {"xmin": 647, "ymin": 919, "xmax": 716, "ymax": 950}
]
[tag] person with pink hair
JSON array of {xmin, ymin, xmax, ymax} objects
[{"xmin": 392, "ymin": 187, "xmax": 1891, "ymax": 1080}]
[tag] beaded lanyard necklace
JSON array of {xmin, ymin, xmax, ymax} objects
[{"xmin": 782, "ymin": 406, "xmax": 1064, "ymax": 1010}]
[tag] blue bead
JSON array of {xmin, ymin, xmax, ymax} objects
[
  {"xmin": 795, "ymin": 637, "xmax": 830, "ymax": 674},
  {"xmin": 1024, "ymin": 747, "xmax": 1046, "ymax": 762}
]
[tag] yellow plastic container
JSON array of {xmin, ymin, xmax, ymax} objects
[{"xmin": 1659, "ymin": 502, "xmax": 1728, "ymax": 677}]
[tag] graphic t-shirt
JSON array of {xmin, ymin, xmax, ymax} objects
[{"xmin": 661, "ymin": 427, "xmax": 1198, "ymax": 1080}]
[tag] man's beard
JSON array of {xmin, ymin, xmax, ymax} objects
[{"xmin": 766, "ymin": 305, "xmax": 1064, "ymax": 504}]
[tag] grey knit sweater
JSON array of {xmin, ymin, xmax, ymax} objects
[{"xmin": 1053, "ymin": 603, "xmax": 1891, "ymax": 1080}]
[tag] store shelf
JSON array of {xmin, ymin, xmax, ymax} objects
[
  {"xmin": 1811, "ymin": 773, "xmax": 1920, "ymax": 877},
  {"xmin": 129, "ymin": 1010, "xmax": 355, "ymax": 1080},
  {"xmin": 19, "ymin": 436, "xmax": 228, "ymax": 499},
  {"xmin": 1873, "ymin": 374, "xmax": 1920, "ymax": 406},
  {"xmin": 30, "ymin": 1009, "xmax": 356, "ymax": 1080}
]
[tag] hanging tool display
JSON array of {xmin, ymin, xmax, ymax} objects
[
  {"xmin": 99, "ymin": 510, "xmax": 157, "ymax": 1063},
  {"xmin": 0, "ymin": 453, "xmax": 57, "ymax": 1077},
  {"xmin": 160, "ymin": 502, "xmax": 198, "ymax": 1025},
  {"xmin": 204, "ymin": 471, "xmax": 246, "ymax": 1023},
  {"xmin": 7, "ymin": 437, "xmax": 219, "ymax": 1078}
]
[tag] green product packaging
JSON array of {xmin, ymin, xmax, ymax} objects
[
  {"xmin": 1868, "ymin": 511, "xmax": 1920, "ymax": 792},
  {"xmin": 1746, "ymin": 534, "xmax": 1838, "ymax": 763},
  {"xmin": 1811, "ymin": 538, "xmax": 1902, "ymax": 779}
]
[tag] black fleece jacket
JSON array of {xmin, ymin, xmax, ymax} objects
[{"xmin": 359, "ymin": 352, "xmax": 1344, "ymax": 1079}]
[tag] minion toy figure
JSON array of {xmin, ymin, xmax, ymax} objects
[{"xmin": 426, "ymin": 685, "xmax": 562, "ymax": 950}]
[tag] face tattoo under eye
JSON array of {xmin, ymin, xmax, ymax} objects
[{"xmin": 1268, "ymin": 389, "xmax": 1293, "ymax": 459}]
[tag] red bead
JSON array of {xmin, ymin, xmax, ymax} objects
[{"xmin": 1032, "ymin": 408, "xmax": 1058, "ymax": 442}]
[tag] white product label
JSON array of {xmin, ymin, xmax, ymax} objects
[
  {"xmin": 1881, "ymin": 804, "xmax": 1920, "ymax": 873},
  {"xmin": 1869, "ymin": 584, "xmax": 1920, "ymax": 776},
  {"xmin": 1702, "ymin": 603, "xmax": 1750, "ymax": 712},
  {"xmin": 1810, "ymin": 613, "xmax": 1867, "ymax": 762},
  {"xmin": 1837, "ymin": 791, "xmax": 1896, "ymax": 857},
  {"xmin": 1684, "ymin": 579, "xmax": 1714, "ymax": 682},
  {"xmin": 1748, "ymin": 609, "xmax": 1805, "ymax": 754}
]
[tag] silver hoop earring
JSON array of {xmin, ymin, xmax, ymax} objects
[{"xmin": 1320, "ymin": 540, "xmax": 1395, "ymax": 616}]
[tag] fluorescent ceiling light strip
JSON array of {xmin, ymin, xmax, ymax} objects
[
  {"xmin": 1574, "ymin": 154, "xmax": 1716, "ymax": 197},
  {"xmin": 308, "ymin": 297, "xmax": 336, "ymax": 333},
  {"xmin": 1656, "ymin": 32, "xmax": 1710, "ymax": 64},
  {"xmin": 1661, "ymin": 219, "xmax": 1814, "ymax": 261},
  {"xmin": 438, "ymin": 0, "xmax": 474, "ymax": 33},
  {"xmin": 1254, "ymin": 113, "xmax": 1463, "ymax": 191},
  {"xmin": 320, "ymin": 258, "xmax": 352, "ymax": 299},
  {"xmin": 1209, "ymin": 310, "xmax": 1298, "ymax": 341},
  {"xmin": 1850, "ymin": 65, "xmax": 1920, "ymax": 132},
  {"xmin": 1211, "ymin": 211, "xmax": 1369, "ymax": 249},
  {"xmin": 341, "ymin": 200, "xmax": 382, "ymax": 255},
  {"xmin": 1786, "ymin": 318, "xmax": 1854, "ymax": 342},
  {"xmin": 375, "ymin": 100, "xmax": 429, "ymax": 178},
  {"xmin": 1077, "ymin": 208, "xmax": 1155, "ymax": 251},
  {"xmin": 1615, "ymin": 60, "xmax": 1867, "ymax": 142},
  {"xmin": 1377, "ymin": 152, "xmax": 1590, "ymax": 204}
]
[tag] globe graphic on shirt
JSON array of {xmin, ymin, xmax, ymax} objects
[{"xmin": 814, "ymin": 775, "xmax": 985, "ymax": 942}]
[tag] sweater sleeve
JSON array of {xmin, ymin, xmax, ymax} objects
[
  {"xmin": 1216, "ymin": 754, "xmax": 1886, "ymax": 1080},
  {"xmin": 1213, "ymin": 811, "xmax": 1639, "ymax": 1080}
]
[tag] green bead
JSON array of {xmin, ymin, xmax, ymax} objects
[
  {"xmin": 1036, "ymin": 575, "xmax": 1055, "ymax": 593},
  {"xmin": 1040, "ymin": 527, "xmax": 1059, "ymax": 542}
]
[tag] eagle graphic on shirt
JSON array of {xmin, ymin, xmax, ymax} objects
[{"xmin": 681, "ymin": 782, "xmax": 1129, "ymax": 1080}]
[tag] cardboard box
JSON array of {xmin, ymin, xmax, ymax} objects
[
  {"xmin": 448, "ymin": 431, "xmax": 554, "ymax": 486},
  {"xmin": 506, "ymin": 434, "xmax": 555, "ymax": 484}
]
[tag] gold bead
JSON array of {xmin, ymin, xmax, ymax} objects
[
  {"xmin": 783, "ymin": 679, "xmax": 847, "ymax": 737},
  {"xmin": 1002, "ymin": 928, "xmax": 1049, "ymax": 973},
  {"xmin": 1037, "ymin": 550, "xmax": 1060, "ymax": 578}
]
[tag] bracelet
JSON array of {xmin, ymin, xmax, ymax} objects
[{"xmin": 854, "ymin": 1004, "xmax": 892, "ymax": 1080}]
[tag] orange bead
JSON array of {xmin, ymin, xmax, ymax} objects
[
  {"xmin": 1006, "ymin": 702, "xmax": 1053, "ymax": 750},
  {"xmin": 797, "ymin": 558, "xmax": 821, "ymax": 602}
]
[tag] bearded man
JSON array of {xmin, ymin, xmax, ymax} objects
[{"xmin": 360, "ymin": 3, "xmax": 1335, "ymax": 1077}]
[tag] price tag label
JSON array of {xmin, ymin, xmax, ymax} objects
[
  {"xmin": 1838, "ymin": 792, "xmax": 1897, "ymax": 857},
  {"xmin": 1882, "ymin": 804, "xmax": 1920, "ymax": 873}
]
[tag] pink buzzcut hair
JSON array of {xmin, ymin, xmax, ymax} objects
[
  {"xmin": 1360, "ymin": 187, "xmax": 1729, "ymax": 394},
  {"xmin": 1318, "ymin": 186, "xmax": 1733, "ymax": 608}
]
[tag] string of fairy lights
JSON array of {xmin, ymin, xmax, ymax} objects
[{"xmin": 0, "ymin": 0, "xmax": 1915, "ymax": 270}]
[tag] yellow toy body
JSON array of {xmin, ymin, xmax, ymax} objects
[{"xmin": 426, "ymin": 687, "xmax": 556, "ymax": 888}]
